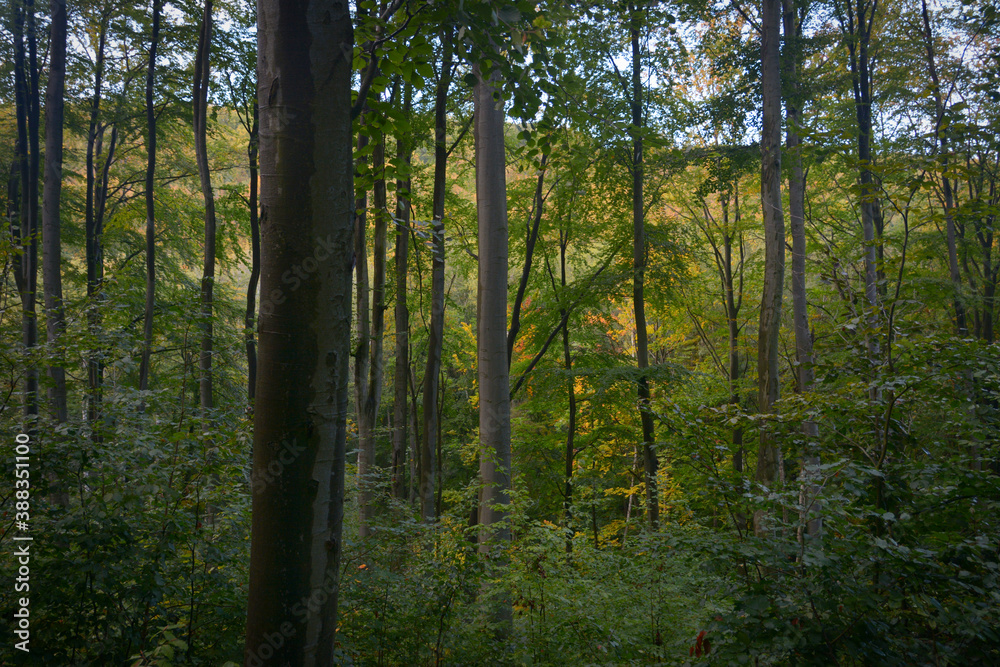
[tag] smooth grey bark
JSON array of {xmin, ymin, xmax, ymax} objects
[
  {"xmin": 474, "ymin": 60, "xmax": 512, "ymax": 632},
  {"xmin": 783, "ymin": 0, "xmax": 821, "ymax": 540},
  {"xmin": 629, "ymin": 4, "xmax": 659, "ymax": 529},
  {"xmin": 139, "ymin": 0, "xmax": 161, "ymax": 396},
  {"xmin": 42, "ymin": 0, "xmax": 68, "ymax": 424},
  {"xmin": 392, "ymin": 81, "xmax": 413, "ymax": 501},
  {"xmin": 194, "ymin": 0, "xmax": 216, "ymax": 413},
  {"xmin": 244, "ymin": 1, "xmax": 354, "ymax": 664},
  {"xmin": 755, "ymin": 0, "xmax": 786, "ymax": 536},
  {"xmin": 422, "ymin": 29, "xmax": 453, "ymax": 523},
  {"xmin": 12, "ymin": 0, "xmax": 40, "ymax": 423}
]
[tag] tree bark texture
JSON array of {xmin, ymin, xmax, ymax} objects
[
  {"xmin": 784, "ymin": 0, "xmax": 821, "ymax": 540},
  {"xmin": 755, "ymin": 0, "xmax": 786, "ymax": 535},
  {"xmin": 245, "ymin": 1, "xmax": 354, "ymax": 664},
  {"xmin": 474, "ymin": 60, "xmax": 513, "ymax": 635}
]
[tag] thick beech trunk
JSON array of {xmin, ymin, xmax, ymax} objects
[
  {"xmin": 244, "ymin": 1, "xmax": 354, "ymax": 663},
  {"xmin": 784, "ymin": 0, "xmax": 821, "ymax": 540},
  {"xmin": 629, "ymin": 6, "xmax": 658, "ymax": 529},
  {"xmin": 139, "ymin": 0, "xmax": 161, "ymax": 395},
  {"xmin": 194, "ymin": 0, "xmax": 216, "ymax": 413},
  {"xmin": 42, "ymin": 0, "xmax": 68, "ymax": 424},
  {"xmin": 422, "ymin": 30, "xmax": 453, "ymax": 523},
  {"xmin": 475, "ymin": 59, "xmax": 512, "ymax": 632},
  {"xmin": 755, "ymin": 0, "xmax": 786, "ymax": 535}
]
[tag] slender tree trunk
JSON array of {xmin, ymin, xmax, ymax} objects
[
  {"xmin": 245, "ymin": 102, "xmax": 260, "ymax": 404},
  {"xmin": 755, "ymin": 0, "xmax": 786, "ymax": 536},
  {"xmin": 629, "ymin": 5, "xmax": 659, "ymax": 529},
  {"xmin": 354, "ymin": 121, "xmax": 373, "ymax": 536},
  {"xmin": 194, "ymin": 0, "xmax": 216, "ymax": 414},
  {"xmin": 507, "ymin": 152, "xmax": 548, "ymax": 368},
  {"xmin": 720, "ymin": 192, "xmax": 748, "ymax": 536},
  {"xmin": 244, "ymin": 1, "xmax": 354, "ymax": 663},
  {"xmin": 12, "ymin": 0, "xmax": 40, "ymax": 424},
  {"xmin": 85, "ymin": 9, "xmax": 110, "ymax": 430},
  {"xmin": 422, "ymin": 29, "xmax": 453, "ymax": 523},
  {"xmin": 475, "ymin": 59, "xmax": 512, "ymax": 634},
  {"xmin": 784, "ymin": 0, "xmax": 821, "ymax": 540},
  {"xmin": 408, "ymin": 363, "xmax": 420, "ymax": 504},
  {"xmin": 353, "ymin": 97, "xmax": 389, "ymax": 534},
  {"xmin": 42, "ymin": 0, "xmax": 68, "ymax": 425},
  {"xmin": 367, "ymin": 121, "xmax": 389, "ymax": 505},
  {"xmin": 558, "ymin": 234, "xmax": 576, "ymax": 553},
  {"xmin": 392, "ymin": 82, "xmax": 413, "ymax": 501},
  {"xmin": 139, "ymin": 0, "xmax": 162, "ymax": 396},
  {"xmin": 837, "ymin": 0, "xmax": 881, "ymax": 365},
  {"xmin": 920, "ymin": 0, "xmax": 966, "ymax": 335}
]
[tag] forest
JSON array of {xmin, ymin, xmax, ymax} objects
[{"xmin": 1, "ymin": 0, "xmax": 999, "ymax": 663}]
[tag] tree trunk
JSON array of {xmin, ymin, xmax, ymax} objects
[
  {"xmin": 354, "ymin": 122, "xmax": 373, "ymax": 536},
  {"xmin": 558, "ymin": 233, "xmax": 576, "ymax": 553},
  {"xmin": 245, "ymin": 101, "xmax": 260, "ymax": 404},
  {"xmin": 354, "ymin": 97, "xmax": 388, "ymax": 535},
  {"xmin": 507, "ymin": 151, "xmax": 548, "ymax": 368},
  {"xmin": 422, "ymin": 29, "xmax": 453, "ymax": 523},
  {"xmin": 368, "ymin": 123, "xmax": 388, "ymax": 504},
  {"xmin": 244, "ymin": 1, "xmax": 354, "ymax": 663},
  {"xmin": 475, "ymin": 59, "xmax": 512, "ymax": 633},
  {"xmin": 630, "ymin": 5, "xmax": 659, "ymax": 529},
  {"xmin": 837, "ymin": 0, "xmax": 881, "ymax": 365},
  {"xmin": 392, "ymin": 82, "xmax": 413, "ymax": 501},
  {"xmin": 194, "ymin": 0, "xmax": 216, "ymax": 414},
  {"xmin": 139, "ymin": 0, "xmax": 162, "ymax": 396},
  {"xmin": 920, "ymin": 0, "xmax": 966, "ymax": 336},
  {"xmin": 85, "ymin": 8, "xmax": 111, "ymax": 430},
  {"xmin": 12, "ymin": 0, "xmax": 40, "ymax": 424},
  {"xmin": 42, "ymin": 0, "xmax": 68, "ymax": 425},
  {"xmin": 784, "ymin": 0, "xmax": 821, "ymax": 540},
  {"xmin": 755, "ymin": 0, "xmax": 786, "ymax": 536}
]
